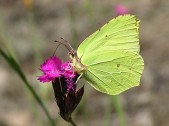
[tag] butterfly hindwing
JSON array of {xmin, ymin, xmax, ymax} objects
[{"xmin": 81, "ymin": 50, "xmax": 144, "ymax": 95}]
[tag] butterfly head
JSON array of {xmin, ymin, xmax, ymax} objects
[
  {"xmin": 54, "ymin": 38, "xmax": 86, "ymax": 73},
  {"xmin": 69, "ymin": 52, "xmax": 86, "ymax": 74}
]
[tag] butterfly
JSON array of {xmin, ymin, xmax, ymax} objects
[{"xmin": 64, "ymin": 15, "xmax": 144, "ymax": 95}]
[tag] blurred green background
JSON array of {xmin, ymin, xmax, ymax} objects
[{"xmin": 0, "ymin": 0, "xmax": 169, "ymax": 126}]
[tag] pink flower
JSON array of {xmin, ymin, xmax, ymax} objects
[
  {"xmin": 61, "ymin": 62, "xmax": 75, "ymax": 78},
  {"xmin": 38, "ymin": 56, "xmax": 75, "ymax": 82},
  {"xmin": 115, "ymin": 5, "xmax": 129, "ymax": 15},
  {"xmin": 38, "ymin": 56, "xmax": 84, "ymax": 123}
]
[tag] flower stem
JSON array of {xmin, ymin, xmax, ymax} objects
[
  {"xmin": 112, "ymin": 96, "xmax": 126, "ymax": 126},
  {"xmin": 66, "ymin": 0, "xmax": 79, "ymax": 49},
  {"xmin": 70, "ymin": 119, "xmax": 77, "ymax": 126}
]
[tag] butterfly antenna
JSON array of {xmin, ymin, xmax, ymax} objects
[
  {"xmin": 60, "ymin": 37, "xmax": 74, "ymax": 50},
  {"xmin": 60, "ymin": 37, "xmax": 75, "ymax": 54},
  {"xmin": 52, "ymin": 43, "xmax": 61, "ymax": 56},
  {"xmin": 54, "ymin": 40, "xmax": 71, "ymax": 52}
]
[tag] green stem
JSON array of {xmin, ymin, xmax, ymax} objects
[
  {"xmin": 83, "ymin": 0, "xmax": 96, "ymax": 30},
  {"xmin": 0, "ymin": 15, "xmax": 17, "ymax": 62},
  {"xmin": 112, "ymin": 96, "xmax": 126, "ymax": 126},
  {"xmin": 27, "ymin": 10, "xmax": 43, "ymax": 66},
  {"xmin": 69, "ymin": 119, "xmax": 77, "ymax": 126},
  {"xmin": 0, "ymin": 49, "xmax": 56, "ymax": 126},
  {"xmin": 66, "ymin": 0, "xmax": 79, "ymax": 49}
]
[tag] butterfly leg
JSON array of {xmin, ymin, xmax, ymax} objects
[{"xmin": 76, "ymin": 73, "xmax": 83, "ymax": 84}]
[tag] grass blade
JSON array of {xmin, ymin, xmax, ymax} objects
[{"xmin": 0, "ymin": 48, "xmax": 56, "ymax": 126}]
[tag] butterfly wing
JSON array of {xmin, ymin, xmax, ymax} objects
[
  {"xmin": 77, "ymin": 15, "xmax": 140, "ymax": 58},
  {"xmin": 75, "ymin": 15, "xmax": 144, "ymax": 95},
  {"xmin": 81, "ymin": 50, "xmax": 144, "ymax": 95}
]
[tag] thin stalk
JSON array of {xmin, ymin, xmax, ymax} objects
[
  {"xmin": 112, "ymin": 96, "xmax": 126, "ymax": 126},
  {"xmin": 103, "ymin": 99, "xmax": 112, "ymax": 126},
  {"xmin": 22, "ymin": 0, "xmax": 43, "ymax": 66},
  {"xmin": 104, "ymin": 96, "xmax": 126, "ymax": 126},
  {"xmin": 0, "ymin": 15, "xmax": 43, "ymax": 125},
  {"xmin": 25, "ymin": 7, "xmax": 44, "ymax": 126},
  {"xmin": 69, "ymin": 119, "xmax": 77, "ymax": 126},
  {"xmin": 66, "ymin": 0, "xmax": 79, "ymax": 49},
  {"xmin": 0, "ymin": 49, "xmax": 56, "ymax": 126},
  {"xmin": 83, "ymin": 0, "xmax": 96, "ymax": 30},
  {"xmin": 0, "ymin": 15, "xmax": 17, "ymax": 62},
  {"xmin": 27, "ymin": 10, "xmax": 43, "ymax": 67}
]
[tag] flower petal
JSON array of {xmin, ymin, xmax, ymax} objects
[
  {"xmin": 61, "ymin": 61, "xmax": 75, "ymax": 78},
  {"xmin": 40, "ymin": 56, "xmax": 62, "ymax": 73},
  {"xmin": 38, "ymin": 74, "xmax": 53, "ymax": 82},
  {"xmin": 38, "ymin": 56, "xmax": 62, "ymax": 82}
]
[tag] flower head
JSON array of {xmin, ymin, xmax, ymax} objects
[
  {"xmin": 38, "ymin": 56, "xmax": 75, "ymax": 83},
  {"xmin": 38, "ymin": 55, "xmax": 84, "ymax": 123},
  {"xmin": 61, "ymin": 61, "xmax": 75, "ymax": 78},
  {"xmin": 115, "ymin": 5, "xmax": 129, "ymax": 15}
]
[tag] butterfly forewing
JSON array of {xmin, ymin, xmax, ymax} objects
[{"xmin": 77, "ymin": 15, "xmax": 140, "ymax": 59}]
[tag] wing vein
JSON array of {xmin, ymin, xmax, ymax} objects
[
  {"xmin": 87, "ymin": 69, "xmax": 122, "ymax": 93},
  {"xmin": 89, "ymin": 56, "xmax": 129, "ymax": 66}
]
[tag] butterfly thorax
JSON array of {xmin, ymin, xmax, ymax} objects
[{"xmin": 69, "ymin": 52, "xmax": 86, "ymax": 74}]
